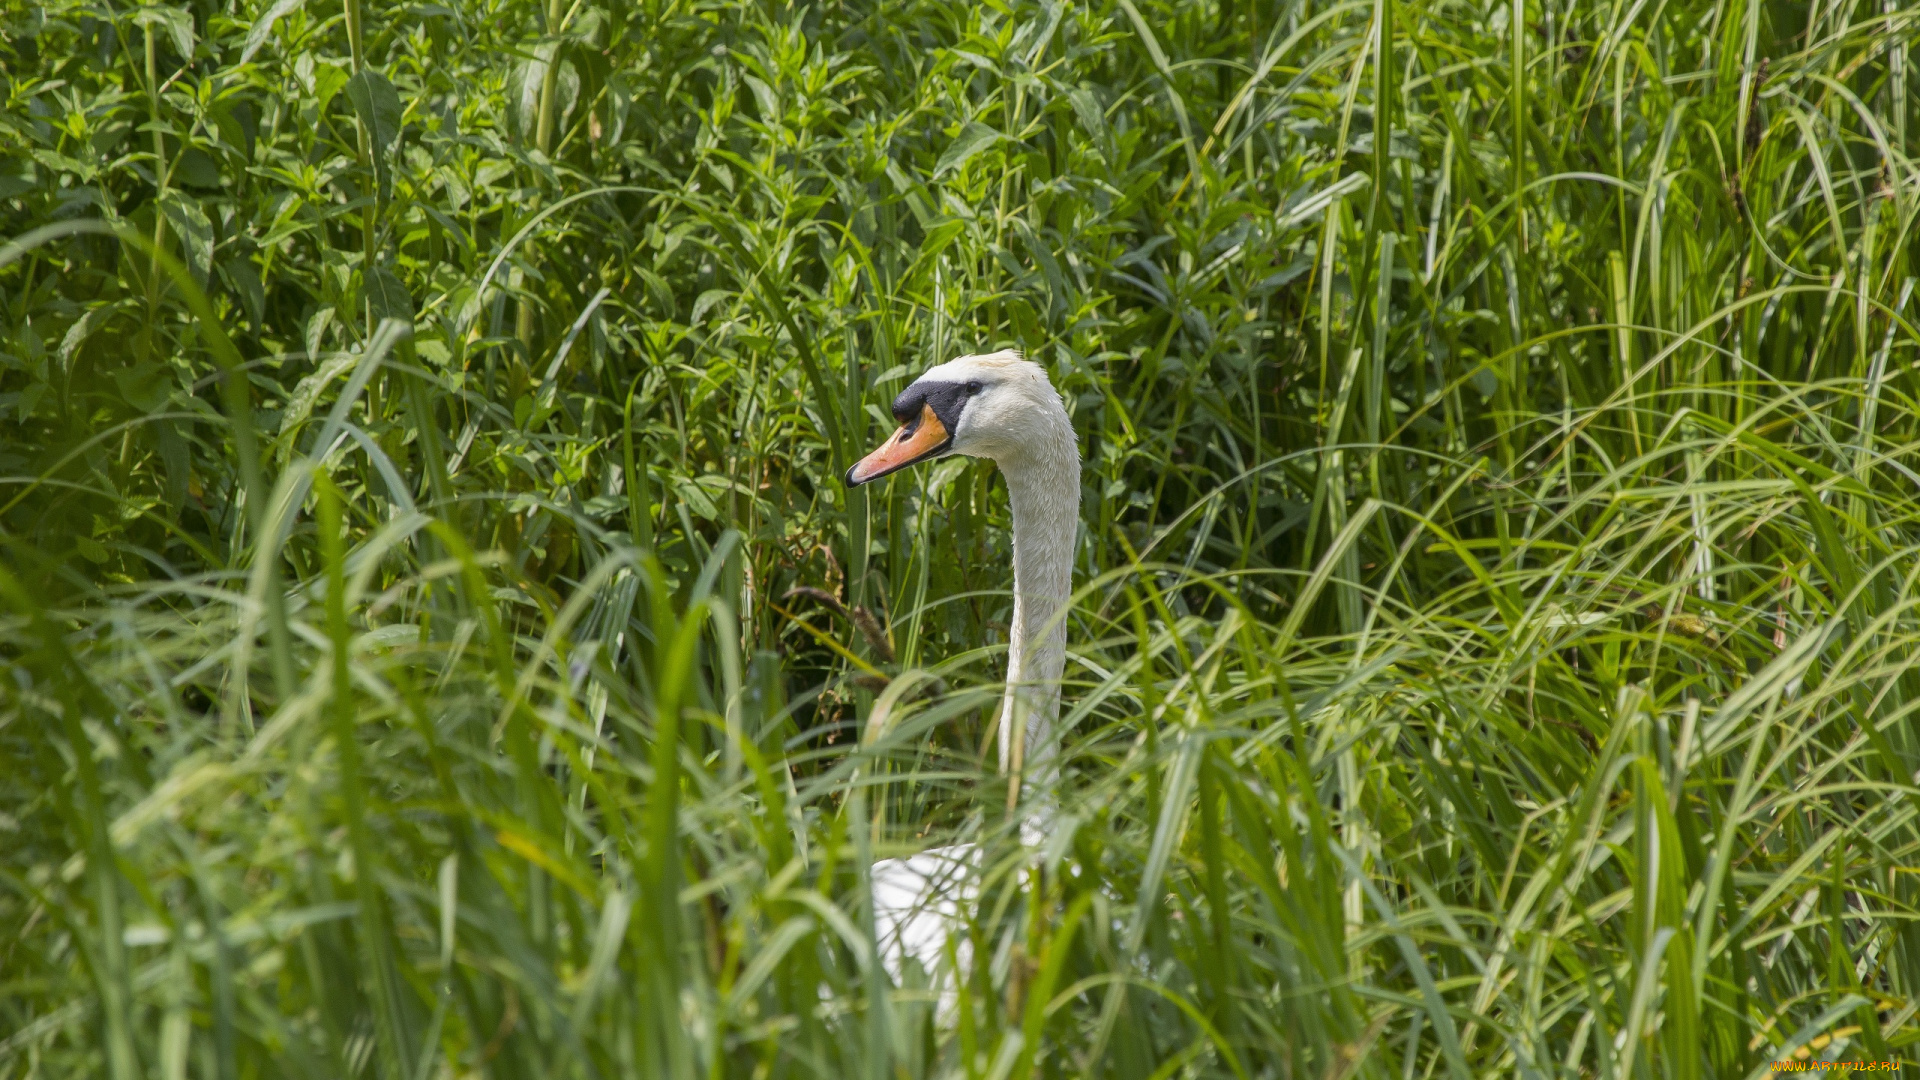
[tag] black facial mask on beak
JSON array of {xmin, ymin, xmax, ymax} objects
[{"xmin": 843, "ymin": 380, "xmax": 973, "ymax": 487}]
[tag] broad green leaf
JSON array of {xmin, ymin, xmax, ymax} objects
[
  {"xmin": 359, "ymin": 264, "xmax": 414, "ymax": 330},
  {"xmin": 240, "ymin": 0, "xmax": 304, "ymax": 63},
  {"xmin": 934, "ymin": 122, "xmax": 1006, "ymax": 177},
  {"xmin": 132, "ymin": 5, "xmax": 194, "ymax": 60},
  {"xmin": 344, "ymin": 69, "xmax": 403, "ymax": 200},
  {"xmin": 110, "ymin": 361, "xmax": 172, "ymax": 412},
  {"xmin": 158, "ymin": 190, "xmax": 212, "ymax": 284}
]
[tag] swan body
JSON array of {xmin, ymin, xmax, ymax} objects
[
  {"xmin": 868, "ymin": 844, "xmax": 977, "ymax": 984},
  {"xmin": 845, "ymin": 350, "xmax": 1080, "ymax": 983}
]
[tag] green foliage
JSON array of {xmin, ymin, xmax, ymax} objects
[{"xmin": 2, "ymin": 0, "xmax": 1918, "ymax": 1074}]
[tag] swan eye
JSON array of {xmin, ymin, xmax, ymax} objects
[{"xmin": 966, "ymin": 380, "xmax": 983, "ymax": 395}]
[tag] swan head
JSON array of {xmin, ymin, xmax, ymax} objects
[{"xmin": 845, "ymin": 350, "xmax": 1069, "ymax": 486}]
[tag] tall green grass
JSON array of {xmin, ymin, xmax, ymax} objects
[{"xmin": 2, "ymin": 0, "xmax": 1918, "ymax": 1074}]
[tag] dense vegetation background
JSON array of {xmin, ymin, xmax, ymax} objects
[{"xmin": 2, "ymin": 0, "xmax": 1917, "ymax": 1074}]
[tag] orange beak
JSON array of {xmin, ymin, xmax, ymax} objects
[{"xmin": 845, "ymin": 405, "xmax": 951, "ymax": 486}]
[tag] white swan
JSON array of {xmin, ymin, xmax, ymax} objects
[{"xmin": 845, "ymin": 350, "xmax": 1080, "ymax": 986}]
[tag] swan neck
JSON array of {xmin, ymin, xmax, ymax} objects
[{"xmin": 996, "ymin": 428, "xmax": 1079, "ymax": 819}]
